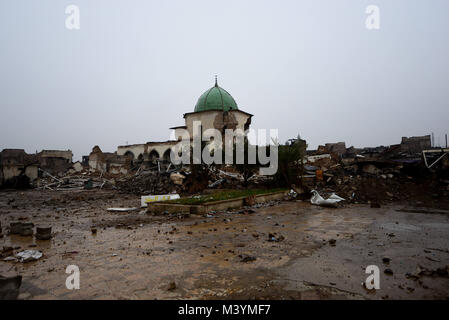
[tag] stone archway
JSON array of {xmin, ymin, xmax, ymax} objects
[
  {"xmin": 148, "ymin": 150, "xmax": 160, "ymax": 163},
  {"xmin": 124, "ymin": 151, "xmax": 135, "ymax": 160},
  {"xmin": 162, "ymin": 149, "xmax": 172, "ymax": 162}
]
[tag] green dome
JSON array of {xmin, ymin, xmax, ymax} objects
[{"xmin": 194, "ymin": 80, "xmax": 238, "ymax": 112}]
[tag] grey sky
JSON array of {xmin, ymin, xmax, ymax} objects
[{"xmin": 1, "ymin": 0, "xmax": 448, "ymax": 160}]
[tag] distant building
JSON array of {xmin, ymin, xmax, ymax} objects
[
  {"xmin": 88, "ymin": 146, "xmax": 130, "ymax": 174},
  {"xmin": 0, "ymin": 149, "xmax": 39, "ymax": 187},
  {"xmin": 400, "ymin": 135, "xmax": 431, "ymax": 154},
  {"xmin": 37, "ymin": 149, "xmax": 73, "ymax": 176},
  {"xmin": 324, "ymin": 142, "xmax": 346, "ymax": 156}
]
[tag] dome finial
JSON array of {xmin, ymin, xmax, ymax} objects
[{"xmin": 214, "ymin": 75, "xmax": 218, "ymax": 87}]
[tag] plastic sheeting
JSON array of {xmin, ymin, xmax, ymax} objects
[
  {"xmin": 310, "ymin": 190, "xmax": 345, "ymax": 207},
  {"xmin": 16, "ymin": 250, "xmax": 42, "ymax": 262}
]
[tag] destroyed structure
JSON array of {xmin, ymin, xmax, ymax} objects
[
  {"xmin": 1, "ymin": 79, "xmax": 254, "ymax": 191},
  {"xmin": 0, "ymin": 149, "xmax": 38, "ymax": 188},
  {"xmin": 114, "ymin": 78, "xmax": 253, "ymax": 171},
  {"xmin": 0, "ymin": 74, "xmax": 446, "ymax": 197},
  {"xmin": 303, "ymin": 134, "xmax": 448, "ymax": 205},
  {"xmin": 0, "ymin": 149, "xmax": 73, "ymax": 188}
]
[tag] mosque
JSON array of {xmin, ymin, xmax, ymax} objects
[{"xmin": 116, "ymin": 78, "xmax": 253, "ymax": 164}]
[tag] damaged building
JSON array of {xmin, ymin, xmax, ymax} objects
[
  {"xmin": 400, "ymin": 135, "xmax": 431, "ymax": 154},
  {"xmin": 0, "ymin": 149, "xmax": 39, "ymax": 188},
  {"xmin": 116, "ymin": 78, "xmax": 253, "ymax": 164},
  {"xmin": 309, "ymin": 135, "xmax": 433, "ymax": 161},
  {"xmin": 0, "ymin": 149, "xmax": 77, "ymax": 188},
  {"xmin": 88, "ymin": 146, "xmax": 131, "ymax": 175},
  {"xmin": 37, "ymin": 150, "xmax": 73, "ymax": 176}
]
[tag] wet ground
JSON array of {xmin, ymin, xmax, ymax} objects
[{"xmin": 0, "ymin": 189, "xmax": 448, "ymax": 300}]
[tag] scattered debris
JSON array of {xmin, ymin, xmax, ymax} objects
[
  {"xmin": 310, "ymin": 190, "xmax": 345, "ymax": 207},
  {"xmin": 9, "ymin": 222, "xmax": 22, "ymax": 235},
  {"xmin": 243, "ymin": 195, "xmax": 256, "ymax": 206},
  {"xmin": 15, "ymin": 250, "xmax": 42, "ymax": 262},
  {"xmin": 20, "ymin": 223, "xmax": 34, "ymax": 236},
  {"xmin": 239, "ymin": 255, "xmax": 257, "ymax": 263},
  {"xmin": 167, "ymin": 281, "xmax": 177, "ymax": 291},
  {"xmin": 9, "ymin": 222, "xmax": 34, "ymax": 236},
  {"xmin": 170, "ymin": 173, "xmax": 185, "ymax": 185},
  {"xmin": 36, "ymin": 226, "xmax": 52, "ymax": 240},
  {"xmin": 208, "ymin": 178, "xmax": 225, "ymax": 188},
  {"xmin": 287, "ymin": 189, "xmax": 298, "ymax": 198},
  {"xmin": 140, "ymin": 194, "xmax": 180, "ymax": 207},
  {"xmin": 267, "ymin": 233, "xmax": 284, "ymax": 242},
  {"xmin": 106, "ymin": 207, "xmax": 138, "ymax": 212},
  {"xmin": 384, "ymin": 268, "xmax": 394, "ymax": 275},
  {"xmin": 406, "ymin": 266, "xmax": 449, "ymax": 279}
]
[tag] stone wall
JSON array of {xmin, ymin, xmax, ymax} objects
[
  {"xmin": 0, "ymin": 149, "xmax": 39, "ymax": 186},
  {"xmin": 39, "ymin": 150, "xmax": 73, "ymax": 162},
  {"xmin": 400, "ymin": 135, "xmax": 431, "ymax": 154}
]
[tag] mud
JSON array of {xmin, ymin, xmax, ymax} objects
[{"xmin": 0, "ymin": 189, "xmax": 448, "ymax": 300}]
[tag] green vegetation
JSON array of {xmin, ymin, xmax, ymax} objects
[
  {"xmin": 165, "ymin": 188, "xmax": 286, "ymax": 205},
  {"xmin": 274, "ymin": 135, "xmax": 307, "ymax": 187}
]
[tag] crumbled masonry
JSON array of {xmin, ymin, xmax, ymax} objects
[{"xmin": 1, "ymin": 133, "xmax": 448, "ymax": 299}]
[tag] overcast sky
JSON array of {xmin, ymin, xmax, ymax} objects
[{"xmin": 1, "ymin": 0, "xmax": 448, "ymax": 160}]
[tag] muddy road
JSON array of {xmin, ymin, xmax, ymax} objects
[{"xmin": 0, "ymin": 189, "xmax": 448, "ymax": 299}]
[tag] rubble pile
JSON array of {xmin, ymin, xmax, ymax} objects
[
  {"xmin": 301, "ymin": 136, "xmax": 449, "ymax": 207},
  {"xmin": 36, "ymin": 170, "xmax": 116, "ymax": 191},
  {"xmin": 116, "ymin": 170, "xmax": 184, "ymax": 195}
]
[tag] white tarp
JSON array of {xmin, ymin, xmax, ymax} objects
[
  {"xmin": 16, "ymin": 250, "xmax": 42, "ymax": 262},
  {"xmin": 310, "ymin": 190, "xmax": 345, "ymax": 207}
]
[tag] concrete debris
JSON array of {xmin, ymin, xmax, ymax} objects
[
  {"xmin": 117, "ymin": 169, "xmax": 184, "ymax": 195},
  {"xmin": 36, "ymin": 226, "xmax": 52, "ymax": 240},
  {"xmin": 0, "ymin": 132, "xmax": 448, "ymax": 300},
  {"xmin": 140, "ymin": 194, "xmax": 180, "ymax": 207},
  {"xmin": 170, "ymin": 173, "xmax": 185, "ymax": 185},
  {"xmin": 268, "ymin": 233, "xmax": 285, "ymax": 242},
  {"xmin": 208, "ymin": 178, "xmax": 225, "ymax": 188},
  {"xmin": 106, "ymin": 207, "xmax": 138, "ymax": 212},
  {"xmin": 287, "ymin": 189, "xmax": 298, "ymax": 198},
  {"xmin": 10, "ymin": 222, "xmax": 34, "ymax": 236},
  {"xmin": 243, "ymin": 195, "xmax": 256, "ymax": 206},
  {"xmin": 384, "ymin": 268, "xmax": 394, "ymax": 275},
  {"xmin": 239, "ymin": 255, "xmax": 257, "ymax": 263},
  {"xmin": 306, "ymin": 154, "xmax": 331, "ymax": 163},
  {"xmin": 167, "ymin": 281, "xmax": 177, "ymax": 291},
  {"xmin": 9, "ymin": 222, "xmax": 22, "ymax": 235},
  {"xmin": 405, "ymin": 266, "xmax": 449, "ymax": 279}
]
